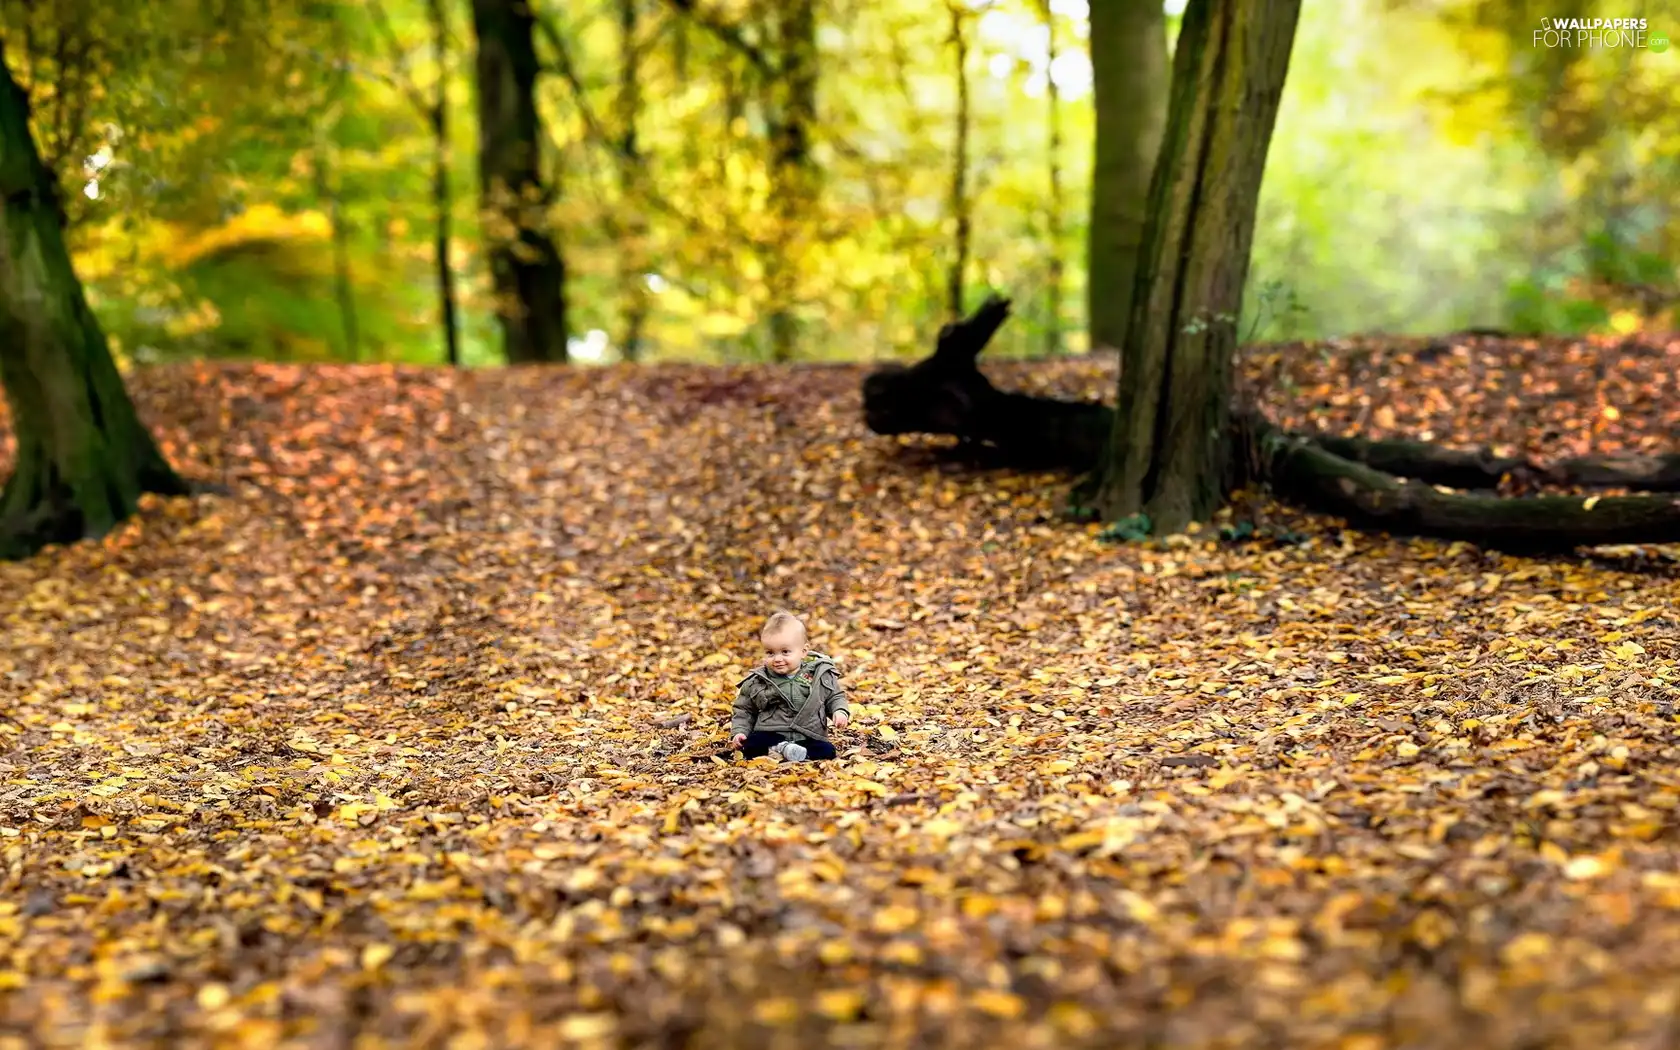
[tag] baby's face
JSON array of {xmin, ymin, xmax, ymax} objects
[{"xmin": 762, "ymin": 628, "xmax": 807, "ymax": 675}]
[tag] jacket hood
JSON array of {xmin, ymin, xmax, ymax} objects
[{"xmin": 743, "ymin": 652, "xmax": 837, "ymax": 686}]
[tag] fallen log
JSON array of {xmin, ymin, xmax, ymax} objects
[
  {"xmin": 861, "ymin": 298, "xmax": 1109, "ymax": 469},
  {"xmin": 1256, "ymin": 421, "xmax": 1680, "ymax": 554},
  {"xmin": 1290, "ymin": 431, "xmax": 1524, "ymax": 492},
  {"xmin": 861, "ymin": 296, "xmax": 1680, "ymax": 553},
  {"xmin": 1545, "ymin": 453, "xmax": 1680, "ymax": 493}
]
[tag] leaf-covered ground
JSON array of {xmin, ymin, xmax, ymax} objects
[{"xmin": 4, "ymin": 335, "xmax": 1680, "ymax": 1049}]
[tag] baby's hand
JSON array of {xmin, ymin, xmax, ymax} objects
[
  {"xmin": 730, "ymin": 733, "xmax": 747, "ymax": 749},
  {"xmin": 832, "ymin": 712, "xmax": 850, "ymax": 731}
]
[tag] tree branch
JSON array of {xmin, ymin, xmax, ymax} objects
[
  {"xmin": 366, "ymin": 0, "xmax": 435, "ymax": 122},
  {"xmin": 533, "ymin": 13, "xmax": 619, "ymax": 156},
  {"xmin": 532, "ymin": 11, "xmax": 776, "ymax": 271},
  {"xmin": 658, "ymin": 0, "xmax": 773, "ymax": 76}
]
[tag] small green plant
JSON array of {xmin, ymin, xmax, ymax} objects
[
  {"xmin": 1098, "ymin": 513, "xmax": 1153, "ymax": 544},
  {"xmin": 1181, "ymin": 310, "xmax": 1239, "ymax": 337},
  {"xmin": 1219, "ymin": 520, "xmax": 1257, "ymax": 542},
  {"xmin": 1244, "ymin": 279, "xmax": 1311, "ymax": 343},
  {"xmin": 1267, "ymin": 526, "xmax": 1312, "ymax": 547}
]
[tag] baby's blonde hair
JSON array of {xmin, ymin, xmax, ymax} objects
[{"xmin": 761, "ymin": 610, "xmax": 807, "ymax": 642}]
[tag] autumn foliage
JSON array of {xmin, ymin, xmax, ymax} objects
[{"xmin": 3, "ymin": 334, "xmax": 1680, "ymax": 1047}]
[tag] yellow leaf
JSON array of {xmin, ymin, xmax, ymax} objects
[
  {"xmin": 815, "ymin": 988, "xmax": 867, "ymax": 1020},
  {"xmin": 753, "ymin": 998, "xmax": 800, "ymax": 1025},
  {"xmin": 557, "ymin": 1014, "xmax": 617, "ymax": 1039},
  {"xmin": 1050, "ymin": 1002, "xmax": 1099, "ymax": 1037},
  {"xmin": 873, "ymin": 905, "xmax": 920, "ymax": 933},
  {"xmin": 1058, "ymin": 830, "xmax": 1105, "ymax": 853},
  {"xmin": 971, "ymin": 990, "xmax": 1025, "ymax": 1019},
  {"xmin": 1564, "ymin": 853, "xmax": 1616, "ymax": 880},
  {"xmin": 197, "ymin": 983, "xmax": 231, "ymax": 1010},
  {"xmin": 407, "ymin": 880, "xmax": 454, "ymax": 901},
  {"xmin": 1583, "ymin": 496, "xmax": 1601, "ymax": 511},
  {"xmin": 1119, "ymin": 891, "xmax": 1160, "ymax": 924},
  {"xmin": 361, "ymin": 943, "xmax": 394, "ymax": 971},
  {"xmin": 698, "ymin": 312, "xmax": 749, "ymax": 338},
  {"xmin": 1502, "ymin": 932, "xmax": 1552, "ymax": 964}
]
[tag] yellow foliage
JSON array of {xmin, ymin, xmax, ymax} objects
[
  {"xmin": 697, "ymin": 311, "xmax": 751, "ymax": 338},
  {"xmin": 161, "ymin": 204, "xmax": 332, "ymax": 270}
]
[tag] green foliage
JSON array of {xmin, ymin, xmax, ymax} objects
[
  {"xmin": 6, "ymin": 0, "xmax": 1678, "ymax": 366},
  {"xmin": 1098, "ymin": 513, "xmax": 1152, "ymax": 544},
  {"xmin": 1504, "ymin": 277, "xmax": 1609, "ymax": 336},
  {"xmin": 1242, "ymin": 278, "xmax": 1311, "ymax": 343},
  {"xmin": 1252, "ymin": 0, "xmax": 1680, "ymax": 343},
  {"xmin": 1219, "ymin": 519, "xmax": 1256, "ymax": 542},
  {"xmin": 1217, "ymin": 519, "xmax": 1311, "ymax": 546}
]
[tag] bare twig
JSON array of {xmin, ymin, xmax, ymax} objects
[
  {"xmin": 366, "ymin": 0, "xmax": 434, "ymax": 121},
  {"xmin": 658, "ymin": 0, "xmax": 773, "ymax": 76}
]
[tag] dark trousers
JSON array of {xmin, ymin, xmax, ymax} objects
[{"xmin": 737, "ymin": 730, "xmax": 837, "ymax": 761}]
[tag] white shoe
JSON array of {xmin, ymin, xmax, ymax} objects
[{"xmin": 770, "ymin": 741, "xmax": 808, "ymax": 763}]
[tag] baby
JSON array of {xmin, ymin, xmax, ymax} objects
[{"xmin": 729, "ymin": 611, "xmax": 851, "ymax": 762}]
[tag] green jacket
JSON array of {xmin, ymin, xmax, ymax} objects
[{"xmin": 730, "ymin": 653, "xmax": 851, "ymax": 743}]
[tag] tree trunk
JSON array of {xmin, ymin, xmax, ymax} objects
[
  {"xmin": 616, "ymin": 0, "xmax": 649, "ymax": 362},
  {"xmin": 1092, "ymin": 0, "xmax": 1301, "ymax": 533},
  {"xmin": 315, "ymin": 150, "xmax": 361, "ymax": 362},
  {"xmin": 430, "ymin": 0, "xmax": 463, "ymax": 367},
  {"xmin": 470, "ymin": 0, "xmax": 568, "ymax": 364},
  {"xmin": 317, "ymin": 12, "xmax": 360, "ymax": 362},
  {"xmin": 766, "ymin": 0, "xmax": 817, "ymax": 362},
  {"xmin": 946, "ymin": 0, "xmax": 972, "ymax": 322},
  {"xmin": 859, "ymin": 295, "xmax": 1680, "ymax": 556},
  {"xmin": 9, "ymin": 2, "xmax": 101, "ymax": 230},
  {"xmin": 1040, "ymin": 0, "xmax": 1063, "ymax": 356},
  {"xmin": 1086, "ymin": 0, "xmax": 1169, "ymax": 355},
  {"xmin": 0, "ymin": 60, "xmax": 186, "ymax": 560}
]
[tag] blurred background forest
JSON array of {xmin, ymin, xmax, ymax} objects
[{"xmin": 5, "ymin": 0, "xmax": 1678, "ymax": 369}]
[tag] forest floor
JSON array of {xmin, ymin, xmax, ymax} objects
[{"xmin": 3, "ymin": 333, "xmax": 1680, "ymax": 1049}]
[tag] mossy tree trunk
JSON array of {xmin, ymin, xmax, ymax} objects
[
  {"xmin": 615, "ymin": 0, "xmax": 650, "ymax": 362},
  {"xmin": 1091, "ymin": 0, "xmax": 1301, "ymax": 533},
  {"xmin": 765, "ymin": 0, "xmax": 817, "ymax": 363},
  {"xmin": 0, "ymin": 59, "xmax": 186, "ymax": 560},
  {"xmin": 1086, "ymin": 0, "xmax": 1169, "ymax": 356},
  {"xmin": 945, "ymin": 0, "xmax": 973, "ymax": 322},
  {"xmin": 471, "ymin": 0, "xmax": 569, "ymax": 364},
  {"xmin": 428, "ymin": 0, "xmax": 464, "ymax": 367}
]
